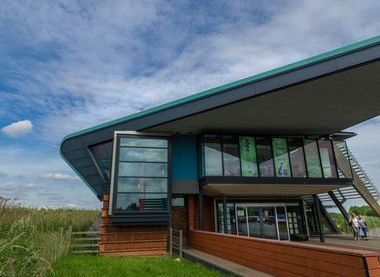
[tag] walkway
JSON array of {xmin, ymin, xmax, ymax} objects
[
  {"xmin": 183, "ymin": 248, "xmax": 273, "ymax": 277},
  {"xmin": 308, "ymin": 234, "xmax": 380, "ymax": 253}
]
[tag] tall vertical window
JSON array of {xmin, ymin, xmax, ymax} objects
[
  {"xmin": 288, "ymin": 138, "xmax": 307, "ymax": 178},
  {"xmin": 89, "ymin": 141, "xmax": 113, "ymax": 181},
  {"xmin": 333, "ymin": 141, "xmax": 352, "ymax": 179},
  {"xmin": 303, "ymin": 139, "xmax": 322, "ymax": 178},
  {"xmin": 222, "ymin": 136, "xmax": 241, "ymax": 176},
  {"xmin": 204, "ymin": 135, "xmax": 223, "ymax": 176},
  {"xmin": 272, "ymin": 138, "xmax": 291, "ymax": 177},
  {"xmin": 114, "ymin": 135, "xmax": 168, "ymax": 212},
  {"xmin": 256, "ymin": 137, "xmax": 274, "ymax": 177},
  {"xmin": 318, "ymin": 140, "xmax": 337, "ymax": 178},
  {"xmin": 239, "ymin": 136, "xmax": 258, "ymax": 177}
]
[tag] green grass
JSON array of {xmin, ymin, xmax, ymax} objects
[{"xmin": 50, "ymin": 255, "xmax": 223, "ymax": 277}]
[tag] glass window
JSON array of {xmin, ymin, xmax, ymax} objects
[
  {"xmin": 89, "ymin": 141, "xmax": 113, "ymax": 180},
  {"xmin": 115, "ymin": 193, "xmax": 168, "ymax": 212},
  {"xmin": 318, "ymin": 140, "xmax": 338, "ymax": 178},
  {"xmin": 172, "ymin": 197, "xmax": 185, "ymax": 207},
  {"xmin": 288, "ymin": 138, "xmax": 307, "ymax": 178},
  {"xmin": 303, "ymin": 139, "xmax": 322, "ymax": 178},
  {"xmin": 204, "ymin": 135, "xmax": 223, "ymax": 176},
  {"xmin": 239, "ymin": 136, "xmax": 258, "ymax": 177},
  {"xmin": 256, "ymin": 137, "xmax": 274, "ymax": 177},
  {"xmin": 119, "ymin": 147, "xmax": 167, "ymax": 162},
  {"xmin": 113, "ymin": 135, "xmax": 168, "ymax": 214},
  {"xmin": 117, "ymin": 178, "xmax": 167, "ymax": 193},
  {"xmin": 120, "ymin": 137, "xmax": 167, "ymax": 148},
  {"xmin": 333, "ymin": 141, "xmax": 353, "ymax": 179},
  {"xmin": 118, "ymin": 162, "xmax": 167, "ymax": 177},
  {"xmin": 272, "ymin": 138, "xmax": 291, "ymax": 177},
  {"xmin": 222, "ymin": 136, "xmax": 241, "ymax": 176}
]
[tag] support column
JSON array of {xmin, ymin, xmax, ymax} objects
[
  {"xmin": 199, "ymin": 186, "xmax": 204, "ymax": 230},
  {"xmin": 313, "ymin": 194, "xmax": 325, "ymax": 243},
  {"xmin": 223, "ymin": 196, "xmax": 228, "ymax": 234},
  {"xmin": 328, "ymin": 191, "xmax": 350, "ymax": 224}
]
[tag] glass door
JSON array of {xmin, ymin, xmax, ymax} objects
[
  {"xmin": 247, "ymin": 207, "xmax": 260, "ymax": 237},
  {"xmin": 261, "ymin": 206, "xmax": 278, "ymax": 239},
  {"xmin": 236, "ymin": 206, "xmax": 248, "ymax": 236}
]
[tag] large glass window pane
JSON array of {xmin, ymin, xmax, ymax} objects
[
  {"xmin": 256, "ymin": 137, "xmax": 274, "ymax": 177},
  {"xmin": 115, "ymin": 193, "xmax": 168, "ymax": 212},
  {"xmin": 204, "ymin": 135, "xmax": 223, "ymax": 176},
  {"xmin": 239, "ymin": 136, "xmax": 258, "ymax": 177},
  {"xmin": 318, "ymin": 140, "xmax": 338, "ymax": 178},
  {"xmin": 117, "ymin": 178, "xmax": 167, "ymax": 193},
  {"xmin": 119, "ymin": 147, "xmax": 167, "ymax": 162},
  {"xmin": 303, "ymin": 139, "xmax": 322, "ymax": 178},
  {"xmin": 120, "ymin": 137, "xmax": 168, "ymax": 148},
  {"xmin": 333, "ymin": 141, "xmax": 353, "ymax": 179},
  {"xmin": 118, "ymin": 162, "xmax": 167, "ymax": 177},
  {"xmin": 222, "ymin": 136, "xmax": 241, "ymax": 176},
  {"xmin": 89, "ymin": 141, "xmax": 113, "ymax": 180},
  {"xmin": 276, "ymin": 206, "xmax": 289, "ymax": 240},
  {"xmin": 288, "ymin": 138, "xmax": 307, "ymax": 178},
  {"xmin": 272, "ymin": 138, "xmax": 291, "ymax": 177}
]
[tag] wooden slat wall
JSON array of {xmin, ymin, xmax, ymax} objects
[
  {"xmin": 186, "ymin": 195, "xmax": 215, "ymax": 232},
  {"xmin": 188, "ymin": 230, "xmax": 380, "ymax": 277},
  {"xmin": 99, "ymin": 193, "xmax": 167, "ymax": 256}
]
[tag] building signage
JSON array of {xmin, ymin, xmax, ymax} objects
[
  {"xmin": 239, "ymin": 136, "xmax": 258, "ymax": 177},
  {"xmin": 304, "ymin": 139, "xmax": 323, "ymax": 178},
  {"xmin": 272, "ymin": 138, "xmax": 291, "ymax": 177}
]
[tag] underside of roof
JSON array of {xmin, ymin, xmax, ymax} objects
[{"xmin": 60, "ymin": 36, "xmax": 380, "ymax": 198}]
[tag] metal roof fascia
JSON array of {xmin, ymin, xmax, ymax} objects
[{"xmin": 60, "ymin": 35, "xmax": 380, "ymax": 146}]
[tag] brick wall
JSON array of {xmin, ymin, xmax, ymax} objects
[
  {"xmin": 99, "ymin": 193, "xmax": 167, "ymax": 256},
  {"xmin": 189, "ymin": 230, "xmax": 380, "ymax": 277}
]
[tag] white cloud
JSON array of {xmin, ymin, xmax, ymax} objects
[
  {"xmin": 40, "ymin": 173, "xmax": 79, "ymax": 182},
  {"xmin": 1, "ymin": 120, "xmax": 33, "ymax": 137}
]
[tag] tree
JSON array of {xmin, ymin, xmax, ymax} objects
[{"xmin": 349, "ymin": 205, "xmax": 377, "ymax": 217}]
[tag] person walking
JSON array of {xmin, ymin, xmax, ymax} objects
[
  {"xmin": 349, "ymin": 213, "xmax": 360, "ymax": 240},
  {"xmin": 358, "ymin": 215, "xmax": 368, "ymax": 240}
]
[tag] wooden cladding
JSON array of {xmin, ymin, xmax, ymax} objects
[
  {"xmin": 100, "ymin": 193, "xmax": 167, "ymax": 256},
  {"xmin": 188, "ymin": 230, "xmax": 380, "ymax": 277}
]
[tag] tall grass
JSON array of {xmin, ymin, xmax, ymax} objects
[{"xmin": 0, "ymin": 197, "xmax": 99, "ymax": 276}]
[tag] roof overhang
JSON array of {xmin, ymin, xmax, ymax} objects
[{"xmin": 60, "ymin": 36, "xmax": 380, "ymax": 198}]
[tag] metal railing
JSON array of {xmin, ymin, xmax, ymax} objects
[{"xmin": 169, "ymin": 228, "xmax": 183, "ymax": 258}]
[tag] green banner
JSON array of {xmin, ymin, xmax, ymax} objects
[
  {"xmin": 272, "ymin": 138, "xmax": 291, "ymax": 177},
  {"xmin": 304, "ymin": 139, "xmax": 322, "ymax": 178},
  {"xmin": 239, "ymin": 136, "xmax": 258, "ymax": 177}
]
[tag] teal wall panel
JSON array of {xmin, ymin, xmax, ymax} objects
[{"xmin": 171, "ymin": 135, "xmax": 198, "ymax": 180}]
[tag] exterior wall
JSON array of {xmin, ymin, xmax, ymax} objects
[
  {"xmin": 189, "ymin": 230, "xmax": 380, "ymax": 277},
  {"xmin": 100, "ymin": 193, "xmax": 167, "ymax": 256},
  {"xmin": 186, "ymin": 195, "xmax": 214, "ymax": 233}
]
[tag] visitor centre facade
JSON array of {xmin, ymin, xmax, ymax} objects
[{"xmin": 61, "ymin": 36, "xmax": 380, "ymax": 257}]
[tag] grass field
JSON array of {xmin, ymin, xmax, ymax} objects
[{"xmin": 50, "ymin": 255, "xmax": 223, "ymax": 277}]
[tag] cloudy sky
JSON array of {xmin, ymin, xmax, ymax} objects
[{"xmin": 0, "ymin": 0, "xmax": 379, "ymax": 209}]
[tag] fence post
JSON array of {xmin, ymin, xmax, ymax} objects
[
  {"xmin": 67, "ymin": 225, "xmax": 73, "ymax": 254},
  {"xmin": 169, "ymin": 227, "xmax": 173, "ymax": 257},
  {"xmin": 179, "ymin": 230, "xmax": 183, "ymax": 259}
]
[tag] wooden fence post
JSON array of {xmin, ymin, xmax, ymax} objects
[
  {"xmin": 179, "ymin": 230, "xmax": 183, "ymax": 259},
  {"xmin": 169, "ymin": 227, "xmax": 173, "ymax": 257}
]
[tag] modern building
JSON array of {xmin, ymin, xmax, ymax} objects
[{"xmin": 60, "ymin": 36, "xmax": 380, "ymax": 262}]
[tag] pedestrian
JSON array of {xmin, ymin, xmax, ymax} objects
[
  {"xmin": 349, "ymin": 213, "xmax": 360, "ymax": 240},
  {"xmin": 358, "ymin": 215, "xmax": 368, "ymax": 240}
]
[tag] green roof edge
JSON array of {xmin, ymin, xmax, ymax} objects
[{"xmin": 60, "ymin": 35, "xmax": 380, "ymax": 145}]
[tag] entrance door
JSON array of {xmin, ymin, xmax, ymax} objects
[{"xmin": 235, "ymin": 204, "xmax": 289, "ymax": 240}]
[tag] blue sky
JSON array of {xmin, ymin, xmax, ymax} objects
[{"xmin": 0, "ymin": 0, "xmax": 379, "ymax": 209}]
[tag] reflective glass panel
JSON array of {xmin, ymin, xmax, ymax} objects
[
  {"xmin": 222, "ymin": 136, "xmax": 241, "ymax": 176},
  {"xmin": 120, "ymin": 137, "xmax": 168, "ymax": 148},
  {"xmin": 117, "ymin": 177, "xmax": 167, "ymax": 193},
  {"xmin": 119, "ymin": 147, "xmax": 167, "ymax": 162},
  {"xmin": 288, "ymin": 138, "xmax": 307, "ymax": 178},
  {"xmin": 333, "ymin": 141, "xmax": 353, "ymax": 179},
  {"xmin": 272, "ymin": 138, "xmax": 291, "ymax": 177},
  {"xmin": 318, "ymin": 140, "xmax": 337, "ymax": 178},
  {"xmin": 89, "ymin": 141, "xmax": 113, "ymax": 180},
  {"xmin": 303, "ymin": 139, "xmax": 322, "ymax": 178},
  {"xmin": 118, "ymin": 162, "xmax": 167, "ymax": 177},
  {"xmin": 204, "ymin": 135, "xmax": 223, "ymax": 176},
  {"xmin": 115, "ymin": 193, "xmax": 168, "ymax": 212},
  {"xmin": 256, "ymin": 137, "xmax": 274, "ymax": 177},
  {"xmin": 239, "ymin": 136, "xmax": 258, "ymax": 177},
  {"xmin": 276, "ymin": 206, "xmax": 289, "ymax": 240}
]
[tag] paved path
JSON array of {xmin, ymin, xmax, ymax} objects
[
  {"xmin": 307, "ymin": 234, "xmax": 380, "ymax": 253},
  {"xmin": 183, "ymin": 248, "xmax": 273, "ymax": 277}
]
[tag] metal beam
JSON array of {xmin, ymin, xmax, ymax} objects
[
  {"xmin": 328, "ymin": 191, "xmax": 350, "ymax": 224},
  {"xmin": 313, "ymin": 194, "xmax": 325, "ymax": 243},
  {"xmin": 223, "ymin": 196, "xmax": 228, "ymax": 234}
]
